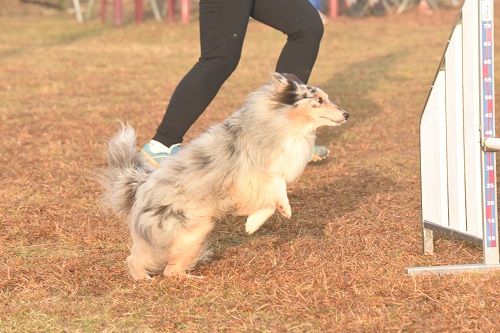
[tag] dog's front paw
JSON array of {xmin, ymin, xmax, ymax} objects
[
  {"xmin": 277, "ymin": 202, "xmax": 292, "ymax": 219},
  {"xmin": 245, "ymin": 219, "xmax": 261, "ymax": 235},
  {"xmin": 245, "ymin": 208, "xmax": 275, "ymax": 235}
]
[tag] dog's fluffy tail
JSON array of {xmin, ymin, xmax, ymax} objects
[{"xmin": 100, "ymin": 124, "xmax": 151, "ymax": 215}]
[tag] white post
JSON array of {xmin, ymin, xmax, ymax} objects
[{"xmin": 72, "ymin": 0, "xmax": 84, "ymax": 23}]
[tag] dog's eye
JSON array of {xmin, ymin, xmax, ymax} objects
[{"xmin": 316, "ymin": 97, "xmax": 323, "ymax": 104}]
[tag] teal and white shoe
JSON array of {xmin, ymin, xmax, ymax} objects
[
  {"xmin": 141, "ymin": 140, "xmax": 181, "ymax": 169},
  {"xmin": 309, "ymin": 145, "xmax": 329, "ymax": 163}
]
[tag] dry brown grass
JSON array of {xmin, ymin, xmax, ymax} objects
[{"xmin": 1, "ymin": 1, "xmax": 500, "ymax": 332}]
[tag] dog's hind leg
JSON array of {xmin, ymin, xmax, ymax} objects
[
  {"xmin": 127, "ymin": 255, "xmax": 150, "ymax": 281},
  {"xmin": 245, "ymin": 207, "xmax": 275, "ymax": 235},
  {"xmin": 163, "ymin": 218, "xmax": 214, "ymax": 277},
  {"xmin": 127, "ymin": 236, "xmax": 161, "ymax": 281}
]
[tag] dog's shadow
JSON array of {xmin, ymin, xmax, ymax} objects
[{"xmin": 208, "ymin": 167, "xmax": 400, "ymax": 259}]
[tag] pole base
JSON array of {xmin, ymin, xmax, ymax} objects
[{"xmin": 408, "ymin": 263, "xmax": 500, "ymax": 276}]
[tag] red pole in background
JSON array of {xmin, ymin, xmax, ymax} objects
[
  {"xmin": 100, "ymin": 0, "xmax": 107, "ymax": 23},
  {"xmin": 181, "ymin": 0, "xmax": 190, "ymax": 24},
  {"xmin": 329, "ymin": 0, "xmax": 338, "ymax": 19},
  {"xmin": 114, "ymin": 0, "xmax": 123, "ymax": 25},
  {"xmin": 135, "ymin": 0, "xmax": 144, "ymax": 23},
  {"xmin": 166, "ymin": 0, "xmax": 175, "ymax": 21}
]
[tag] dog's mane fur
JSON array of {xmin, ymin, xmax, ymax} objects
[{"xmin": 137, "ymin": 77, "xmax": 314, "ymax": 233}]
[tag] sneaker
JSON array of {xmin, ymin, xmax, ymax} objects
[
  {"xmin": 141, "ymin": 140, "xmax": 181, "ymax": 169},
  {"xmin": 310, "ymin": 145, "xmax": 330, "ymax": 163}
]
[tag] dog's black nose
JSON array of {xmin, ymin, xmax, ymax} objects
[{"xmin": 343, "ymin": 112, "xmax": 349, "ymax": 120}]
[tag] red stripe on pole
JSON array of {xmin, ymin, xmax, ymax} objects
[
  {"xmin": 166, "ymin": 0, "xmax": 175, "ymax": 21},
  {"xmin": 114, "ymin": 0, "xmax": 123, "ymax": 25},
  {"xmin": 135, "ymin": 0, "xmax": 144, "ymax": 23},
  {"xmin": 182, "ymin": 0, "xmax": 190, "ymax": 24},
  {"xmin": 100, "ymin": 0, "xmax": 107, "ymax": 23},
  {"xmin": 329, "ymin": 0, "xmax": 338, "ymax": 19}
]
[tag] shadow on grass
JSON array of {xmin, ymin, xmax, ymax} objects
[
  {"xmin": 209, "ymin": 167, "xmax": 401, "ymax": 257},
  {"xmin": 0, "ymin": 24, "xmax": 110, "ymax": 60},
  {"xmin": 316, "ymin": 51, "xmax": 407, "ymax": 146},
  {"xmin": 276, "ymin": 167, "xmax": 400, "ymax": 241}
]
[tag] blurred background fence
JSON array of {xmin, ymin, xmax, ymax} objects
[{"xmin": 18, "ymin": 0, "xmax": 463, "ymax": 24}]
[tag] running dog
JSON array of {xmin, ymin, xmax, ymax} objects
[{"xmin": 100, "ymin": 73, "xmax": 349, "ymax": 280}]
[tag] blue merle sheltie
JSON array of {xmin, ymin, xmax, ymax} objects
[{"xmin": 100, "ymin": 73, "xmax": 349, "ymax": 280}]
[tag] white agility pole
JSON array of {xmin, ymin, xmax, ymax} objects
[
  {"xmin": 72, "ymin": 0, "xmax": 84, "ymax": 23},
  {"xmin": 408, "ymin": 0, "xmax": 500, "ymax": 275}
]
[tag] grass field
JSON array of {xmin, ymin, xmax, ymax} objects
[{"xmin": 1, "ymin": 2, "xmax": 500, "ymax": 332}]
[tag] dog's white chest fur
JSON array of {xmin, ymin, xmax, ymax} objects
[{"xmin": 272, "ymin": 135, "xmax": 313, "ymax": 182}]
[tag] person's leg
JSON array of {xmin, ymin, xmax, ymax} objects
[
  {"xmin": 252, "ymin": 0, "xmax": 328, "ymax": 162},
  {"xmin": 252, "ymin": 0, "xmax": 324, "ymax": 84},
  {"xmin": 153, "ymin": 0, "xmax": 253, "ymax": 147}
]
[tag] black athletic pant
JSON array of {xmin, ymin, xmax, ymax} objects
[{"xmin": 153, "ymin": 0, "xmax": 324, "ymax": 147}]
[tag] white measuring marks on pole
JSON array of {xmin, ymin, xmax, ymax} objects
[{"xmin": 409, "ymin": 0, "xmax": 500, "ymax": 275}]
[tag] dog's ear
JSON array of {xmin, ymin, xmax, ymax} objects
[
  {"xmin": 271, "ymin": 72, "xmax": 303, "ymax": 106},
  {"xmin": 271, "ymin": 72, "xmax": 303, "ymax": 89},
  {"xmin": 271, "ymin": 72, "xmax": 289, "ymax": 87},
  {"xmin": 282, "ymin": 73, "xmax": 303, "ymax": 86}
]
